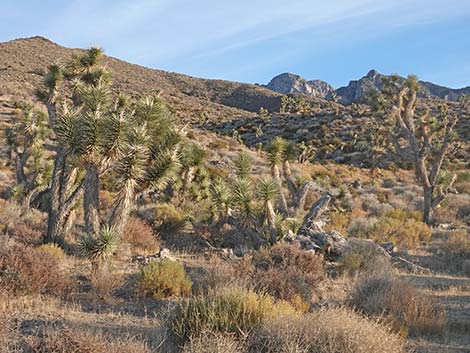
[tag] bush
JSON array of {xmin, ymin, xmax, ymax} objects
[
  {"xmin": 90, "ymin": 264, "xmax": 124, "ymax": 301},
  {"xmin": 351, "ymin": 275, "xmax": 446, "ymax": 336},
  {"xmin": 442, "ymin": 229, "xmax": 470, "ymax": 257},
  {"xmin": 122, "ymin": 217, "xmax": 160, "ymax": 255},
  {"xmin": 37, "ymin": 243, "xmax": 66, "ymax": 261},
  {"xmin": 137, "ymin": 259, "xmax": 192, "ymax": 299},
  {"xmin": 154, "ymin": 203, "xmax": 187, "ymax": 234},
  {"xmin": 170, "ymin": 287, "xmax": 297, "ymax": 344},
  {"xmin": 348, "ymin": 209, "xmax": 431, "ymax": 248},
  {"xmin": 338, "ymin": 239, "xmax": 394, "ymax": 276},
  {"xmin": 252, "ymin": 243, "xmax": 324, "ymax": 305},
  {"xmin": 26, "ymin": 325, "xmax": 151, "ymax": 353},
  {"xmin": 248, "ymin": 307, "xmax": 406, "ymax": 353},
  {"xmin": 0, "ymin": 244, "xmax": 71, "ymax": 297}
]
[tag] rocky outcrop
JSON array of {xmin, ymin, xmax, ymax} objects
[{"xmin": 264, "ymin": 73, "xmax": 334, "ymax": 99}]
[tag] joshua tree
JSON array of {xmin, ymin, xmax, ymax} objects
[
  {"xmin": 79, "ymin": 225, "xmax": 119, "ymax": 272},
  {"xmin": 180, "ymin": 142, "xmax": 207, "ymax": 193},
  {"xmin": 4, "ymin": 103, "xmax": 51, "ymax": 206},
  {"xmin": 373, "ymin": 75, "xmax": 458, "ymax": 224},
  {"xmin": 266, "ymin": 137, "xmax": 289, "ymax": 215},
  {"xmin": 256, "ymin": 177, "xmax": 280, "ymax": 243}
]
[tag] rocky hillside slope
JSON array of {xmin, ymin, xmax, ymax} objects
[{"xmin": 0, "ymin": 36, "xmax": 291, "ymax": 122}]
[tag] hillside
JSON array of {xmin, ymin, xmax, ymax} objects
[{"xmin": 0, "ymin": 36, "xmax": 288, "ymax": 122}]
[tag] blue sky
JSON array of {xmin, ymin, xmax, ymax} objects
[{"xmin": 2, "ymin": 1, "xmax": 470, "ymax": 88}]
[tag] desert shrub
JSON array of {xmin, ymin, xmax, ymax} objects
[
  {"xmin": 457, "ymin": 204, "xmax": 470, "ymax": 224},
  {"xmin": 122, "ymin": 216, "xmax": 160, "ymax": 255},
  {"xmin": 325, "ymin": 211, "xmax": 349, "ymax": 233},
  {"xmin": 137, "ymin": 259, "xmax": 192, "ymax": 299},
  {"xmin": 90, "ymin": 264, "xmax": 124, "ymax": 301},
  {"xmin": 37, "ymin": 243, "xmax": 66, "ymax": 261},
  {"xmin": 154, "ymin": 203, "xmax": 187, "ymax": 234},
  {"xmin": 182, "ymin": 332, "xmax": 244, "ymax": 353},
  {"xmin": 26, "ymin": 325, "xmax": 150, "ymax": 353},
  {"xmin": 441, "ymin": 229, "xmax": 470, "ymax": 257},
  {"xmin": 351, "ymin": 275, "xmax": 446, "ymax": 336},
  {"xmin": 252, "ymin": 243, "xmax": 324, "ymax": 304},
  {"xmin": 248, "ymin": 307, "xmax": 406, "ymax": 353},
  {"xmin": 0, "ymin": 244, "xmax": 71, "ymax": 297},
  {"xmin": 170, "ymin": 287, "xmax": 297, "ymax": 344},
  {"xmin": 349, "ymin": 209, "xmax": 431, "ymax": 248},
  {"xmin": 360, "ymin": 193, "xmax": 393, "ymax": 216},
  {"xmin": 338, "ymin": 240, "xmax": 394, "ymax": 276}
]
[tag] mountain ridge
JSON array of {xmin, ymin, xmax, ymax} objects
[{"xmin": 263, "ymin": 69, "xmax": 470, "ymax": 104}]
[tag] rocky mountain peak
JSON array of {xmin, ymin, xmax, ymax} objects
[{"xmin": 264, "ymin": 73, "xmax": 334, "ymax": 99}]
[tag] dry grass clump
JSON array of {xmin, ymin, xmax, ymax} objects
[
  {"xmin": 182, "ymin": 332, "xmax": 244, "ymax": 353},
  {"xmin": 248, "ymin": 307, "xmax": 406, "ymax": 353},
  {"xmin": 349, "ymin": 209, "xmax": 431, "ymax": 248},
  {"xmin": 0, "ymin": 244, "xmax": 72, "ymax": 297},
  {"xmin": 351, "ymin": 275, "xmax": 446, "ymax": 336},
  {"xmin": 170, "ymin": 287, "xmax": 297, "ymax": 345},
  {"xmin": 90, "ymin": 264, "xmax": 124, "ymax": 301},
  {"xmin": 137, "ymin": 259, "xmax": 192, "ymax": 299},
  {"xmin": 122, "ymin": 216, "xmax": 160, "ymax": 255},
  {"xmin": 252, "ymin": 243, "xmax": 324, "ymax": 306},
  {"xmin": 25, "ymin": 325, "xmax": 151, "ymax": 353},
  {"xmin": 441, "ymin": 229, "xmax": 470, "ymax": 257}
]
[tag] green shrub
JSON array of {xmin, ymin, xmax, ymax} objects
[
  {"xmin": 154, "ymin": 203, "xmax": 187, "ymax": 234},
  {"xmin": 137, "ymin": 259, "xmax": 192, "ymax": 299},
  {"xmin": 349, "ymin": 209, "xmax": 431, "ymax": 248},
  {"xmin": 170, "ymin": 287, "xmax": 297, "ymax": 344}
]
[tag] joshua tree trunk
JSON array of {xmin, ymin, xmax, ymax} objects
[
  {"xmin": 423, "ymin": 186, "xmax": 434, "ymax": 226},
  {"xmin": 271, "ymin": 164, "xmax": 289, "ymax": 216},
  {"xmin": 83, "ymin": 165, "xmax": 100, "ymax": 236},
  {"xmin": 109, "ymin": 181, "xmax": 135, "ymax": 237},
  {"xmin": 266, "ymin": 200, "xmax": 278, "ymax": 244},
  {"xmin": 282, "ymin": 160, "xmax": 298, "ymax": 203}
]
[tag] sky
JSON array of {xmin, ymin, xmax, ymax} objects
[{"xmin": 2, "ymin": 1, "xmax": 470, "ymax": 88}]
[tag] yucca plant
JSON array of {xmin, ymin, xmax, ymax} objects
[
  {"xmin": 210, "ymin": 177, "xmax": 232, "ymax": 226},
  {"xmin": 231, "ymin": 177, "xmax": 256, "ymax": 227},
  {"xmin": 234, "ymin": 151, "xmax": 252, "ymax": 179},
  {"xmin": 179, "ymin": 142, "xmax": 207, "ymax": 194},
  {"xmin": 79, "ymin": 226, "xmax": 119, "ymax": 271}
]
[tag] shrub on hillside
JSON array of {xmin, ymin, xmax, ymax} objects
[
  {"xmin": 137, "ymin": 259, "xmax": 192, "ymax": 299},
  {"xmin": 0, "ymin": 244, "xmax": 71, "ymax": 297},
  {"xmin": 170, "ymin": 287, "xmax": 297, "ymax": 345},
  {"xmin": 441, "ymin": 229, "xmax": 470, "ymax": 258},
  {"xmin": 37, "ymin": 243, "xmax": 66, "ymax": 261},
  {"xmin": 252, "ymin": 243, "xmax": 324, "ymax": 305},
  {"xmin": 248, "ymin": 307, "xmax": 406, "ymax": 353},
  {"xmin": 351, "ymin": 275, "xmax": 446, "ymax": 336},
  {"xmin": 154, "ymin": 203, "xmax": 187, "ymax": 234},
  {"xmin": 122, "ymin": 217, "xmax": 160, "ymax": 255},
  {"xmin": 338, "ymin": 240, "xmax": 394, "ymax": 276},
  {"xmin": 348, "ymin": 209, "xmax": 431, "ymax": 248}
]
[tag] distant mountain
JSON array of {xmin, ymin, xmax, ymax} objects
[
  {"xmin": 263, "ymin": 73, "xmax": 334, "ymax": 99},
  {"xmin": 336, "ymin": 70, "xmax": 470, "ymax": 104},
  {"xmin": 264, "ymin": 70, "xmax": 470, "ymax": 104}
]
